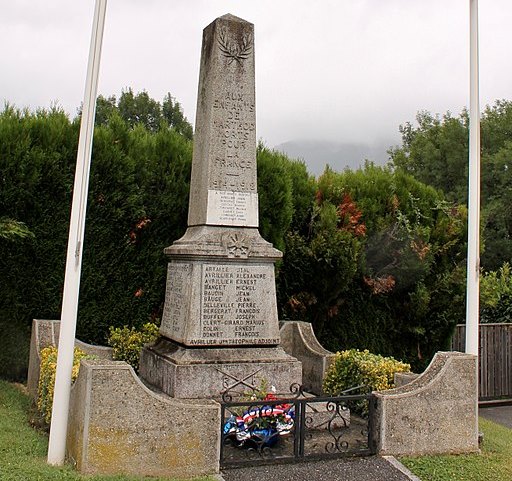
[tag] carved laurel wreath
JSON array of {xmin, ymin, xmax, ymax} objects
[{"xmin": 218, "ymin": 27, "xmax": 252, "ymax": 65}]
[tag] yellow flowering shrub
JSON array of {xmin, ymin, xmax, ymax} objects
[
  {"xmin": 37, "ymin": 346, "xmax": 91, "ymax": 425},
  {"xmin": 107, "ymin": 322, "xmax": 159, "ymax": 372},
  {"xmin": 323, "ymin": 349, "xmax": 411, "ymax": 395}
]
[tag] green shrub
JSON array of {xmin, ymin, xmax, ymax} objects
[
  {"xmin": 480, "ymin": 263, "xmax": 512, "ymax": 323},
  {"xmin": 107, "ymin": 322, "xmax": 159, "ymax": 371},
  {"xmin": 279, "ymin": 164, "xmax": 467, "ymax": 372},
  {"xmin": 37, "ymin": 346, "xmax": 92, "ymax": 425},
  {"xmin": 323, "ymin": 349, "xmax": 411, "ymax": 395}
]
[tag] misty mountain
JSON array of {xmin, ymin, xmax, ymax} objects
[{"xmin": 274, "ymin": 139, "xmax": 395, "ymax": 176}]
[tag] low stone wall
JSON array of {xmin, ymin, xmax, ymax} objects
[
  {"xmin": 279, "ymin": 321, "xmax": 334, "ymax": 395},
  {"xmin": 373, "ymin": 351, "xmax": 479, "ymax": 456},
  {"xmin": 26, "ymin": 319, "xmax": 113, "ymax": 399},
  {"xmin": 393, "ymin": 371, "xmax": 419, "ymax": 388},
  {"xmin": 68, "ymin": 358, "xmax": 221, "ymax": 477}
]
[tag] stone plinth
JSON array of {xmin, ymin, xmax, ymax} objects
[
  {"xmin": 140, "ymin": 338, "xmax": 302, "ymax": 399},
  {"xmin": 160, "ymin": 230, "xmax": 281, "ymax": 347}
]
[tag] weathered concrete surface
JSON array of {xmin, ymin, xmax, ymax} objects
[
  {"xmin": 279, "ymin": 321, "xmax": 334, "ymax": 395},
  {"xmin": 373, "ymin": 351, "xmax": 479, "ymax": 456},
  {"xmin": 26, "ymin": 319, "xmax": 113, "ymax": 399},
  {"xmin": 393, "ymin": 371, "xmax": 419, "ymax": 388},
  {"xmin": 221, "ymin": 456, "xmax": 417, "ymax": 481},
  {"xmin": 140, "ymin": 338, "xmax": 301, "ymax": 399},
  {"xmin": 67, "ymin": 358, "xmax": 221, "ymax": 478}
]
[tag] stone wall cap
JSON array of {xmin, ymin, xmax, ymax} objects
[
  {"xmin": 78, "ymin": 357, "xmax": 219, "ymax": 407},
  {"xmin": 373, "ymin": 351, "xmax": 477, "ymax": 399}
]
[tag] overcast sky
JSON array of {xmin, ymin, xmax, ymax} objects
[{"xmin": 2, "ymin": 1, "xmax": 511, "ymax": 151}]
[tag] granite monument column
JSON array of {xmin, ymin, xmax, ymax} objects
[{"xmin": 140, "ymin": 14, "xmax": 301, "ymax": 398}]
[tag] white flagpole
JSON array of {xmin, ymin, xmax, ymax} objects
[
  {"xmin": 47, "ymin": 0, "xmax": 107, "ymax": 465},
  {"xmin": 465, "ymin": 0, "xmax": 480, "ymax": 357}
]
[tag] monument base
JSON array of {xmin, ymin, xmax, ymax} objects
[{"xmin": 140, "ymin": 337, "xmax": 302, "ymax": 399}]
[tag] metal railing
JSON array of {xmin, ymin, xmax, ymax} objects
[{"xmin": 220, "ymin": 384, "xmax": 375, "ymax": 468}]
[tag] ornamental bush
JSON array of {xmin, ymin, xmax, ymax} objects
[
  {"xmin": 480, "ymin": 262, "xmax": 512, "ymax": 323},
  {"xmin": 37, "ymin": 346, "xmax": 92, "ymax": 425},
  {"xmin": 322, "ymin": 349, "xmax": 411, "ymax": 395},
  {"xmin": 107, "ymin": 322, "xmax": 159, "ymax": 371}
]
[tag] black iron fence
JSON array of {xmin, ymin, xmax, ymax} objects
[{"xmin": 220, "ymin": 384, "xmax": 375, "ymax": 468}]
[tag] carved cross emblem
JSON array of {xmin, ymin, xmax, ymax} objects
[
  {"xmin": 225, "ymin": 233, "xmax": 250, "ymax": 258},
  {"xmin": 216, "ymin": 367, "xmax": 262, "ymax": 397}
]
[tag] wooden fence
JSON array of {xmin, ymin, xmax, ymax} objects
[{"xmin": 452, "ymin": 323, "xmax": 512, "ymax": 400}]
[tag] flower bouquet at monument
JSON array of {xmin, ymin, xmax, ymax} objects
[{"xmin": 223, "ymin": 385, "xmax": 295, "ymax": 449}]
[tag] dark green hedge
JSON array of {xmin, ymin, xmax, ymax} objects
[{"xmin": 0, "ymin": 108, "xmax": 307, "ymax": 380}]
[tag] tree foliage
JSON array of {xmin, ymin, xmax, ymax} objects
[
  {"xmin": 94, "ymin": 88, "xmax": 193, "ymax": 140},
  {"xmin": 389, "ymin": 100, "xmax": 512, "ymax": 271},
  {"xmin": 0, "ymin": 91, "xmax": 476, "ymax": 380},
  {"xmin": 278, "ymin": 164, "xmax": 467, "ymax": 371},
  {"xmin": 480, "ymin": 263, "xmax": 512, "ymax": 323}
]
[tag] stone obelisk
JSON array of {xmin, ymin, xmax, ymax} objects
[{"xmin": 140, "ymin": 14, "xmax": 301, "ymax": 399}]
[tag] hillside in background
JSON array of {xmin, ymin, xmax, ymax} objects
[{"xmin": 275, "ymin": 139, "xmax": 395, "ymax": 176}]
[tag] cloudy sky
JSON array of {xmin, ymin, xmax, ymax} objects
[{"xmin": 2, "ymin": 1, "xmax": 511, "ymax": 160}]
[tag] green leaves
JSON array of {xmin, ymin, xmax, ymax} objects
[
  {"xmin": 390, "ymin": 100, "xmax": 512, "ymax": 272},
  {"xmin": 323, "ymin": 349, "xmax": 411, "ymax": 395},
  {"xmin": 107, "ymin": 323, "xmax": 159, "ymax": 372},
  {"xmin": 279, "ymin": 164, "xmax": 465, "ymax": 371},
  {"xmin": 0, "ymin": 218, "xmax": 34, "ymax": 241},
  {"xmin": 93, "ymin": 89, "xmax": 194, "ymax": 140}
]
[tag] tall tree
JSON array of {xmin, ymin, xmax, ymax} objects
[
  {"xmin": 92, "ymin": 89, "xmax": 194, "ymax": 139},
  {"xmin": 390, "ymin": 100, "xmax": 512, "ymax": 270},
  {"xmin": 162, "ymin": 93, "xmax": 193, "ymax": 140},
  {"xmin": 118, "ymin": 88, "xmax": 162, "ymax": 132}
]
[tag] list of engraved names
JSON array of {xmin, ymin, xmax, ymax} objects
[
  {"xmin": 161, "ymin": 263, "xmax": 191, "ymax": 338},
  {"xmin": 196, "ymin": 264, "xmax": 279, "ymax": 345}
]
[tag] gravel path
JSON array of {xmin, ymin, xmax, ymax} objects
[{"xmin": 221, "ymin": 456, "xmax": 418, "ymax": 481}]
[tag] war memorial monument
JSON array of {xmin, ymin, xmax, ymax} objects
[
  {"xmin": 139, "ymin": 13, "xmax": 302, "ymax": 399},
  {"xmin": 26, "ymin": 13, "xmax": 478, "ymax": 478}
]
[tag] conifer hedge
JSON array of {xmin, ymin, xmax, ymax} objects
[{"xmin": 0, "ymin": 107, "xmax": 306, "ymax": 380}]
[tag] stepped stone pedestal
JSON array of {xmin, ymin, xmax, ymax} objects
[{"xmin": 140, "ymin": 14, "xmax": 301, "ymax": 399}]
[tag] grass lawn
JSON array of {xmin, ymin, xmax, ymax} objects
[
  {"xmin": 0, "ymin": 380, "xmax": 212, "ymax": 481},
  {"xmin": 401, "ymin": 417, "xmax": 512, "ymax": 481}
]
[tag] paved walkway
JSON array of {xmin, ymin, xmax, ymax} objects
[
  {"xmin": 479, "ymin": 404, "xmax": 512, "ymax": 429},
  {"xmin": 221, "ymin": 456, "xmax": 420, "ymax": 481}
]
